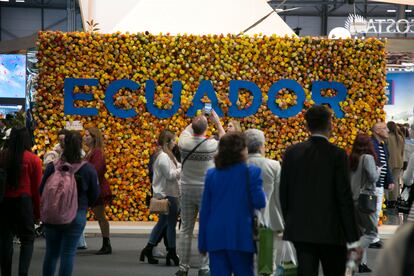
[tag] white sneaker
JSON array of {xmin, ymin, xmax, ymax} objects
[{"xmin": 152, "ymin": 246, "xmax": 166, "ymax": 258}]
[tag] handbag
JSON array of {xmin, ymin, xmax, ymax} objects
[
  {"xmin": 149, "ymin": 197, "xmax": 170, "ymax": 214},
  {"xmin": 245, "ymin": 167, "xmax": 274, "ymax": 275},
  {"xmin": 397, "ymin": 186, "xmax": 413, "ymax": 214},
  {"xmin": 358, "ymin": 193, "xmax": 377, "ymax": 213},
  {"xmin": 357, "ymin": 156, "xmax": 377, "ymax": 214},
  {"xmin": 276, "ymin": 241, "xmax": 298, "ymax": 276},
  {"xmin": 257, "ymin": 227, "xmax": 274, "ymax": 275}
]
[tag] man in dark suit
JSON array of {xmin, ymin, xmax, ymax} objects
[{"xmin": 280, "ymin": 105, "xmax": 361, "ymax": 276}]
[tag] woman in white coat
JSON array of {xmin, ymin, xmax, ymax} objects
[{"xmin": 140, "ymin": 130, "xmax": 181, "ymax": 266}]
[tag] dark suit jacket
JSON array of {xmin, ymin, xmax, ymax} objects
[{"xmin": 280, "ymin": 136, "xmax": 360, "ymax": 245}]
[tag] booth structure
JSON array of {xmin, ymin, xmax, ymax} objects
[{"xmin": 78, "ymin": 0, "xmax": 295, "ymax": 36}]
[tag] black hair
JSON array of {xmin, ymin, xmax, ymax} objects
[
  {"xmin": 4, "ymin": 127, "xmax": 32, "ymax": 189},
  {"xmin": 58, "ymin": 129, "xmax": 71, "ymax": 136},
  {"xmin": 304, "ymin": 105, "xmax": 332, "ymax": 133},
  {"xmin": 62, "ymin": 131, "xmax": 82, "ymax": 164},
  {"xmin": 214, "ymin": 132, "xmax": 247, "ymax": 169}
]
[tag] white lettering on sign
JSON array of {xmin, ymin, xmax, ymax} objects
[{"xmin": 345, "ymin": 14, "xmax": 414, "ymax": 34}]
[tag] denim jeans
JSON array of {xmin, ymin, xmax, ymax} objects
[
  {"xmin": 43, "ymin": 210, "xmax": 87, "ymax": 276},
  {"xmin": 373, "ymin": 187, "xmax": 384, "ymax": 243},
  {"xmin": 0, "ymin": 196, "xmax": 35, "ymax": 276},
  {"xmin": 149, "ymin": 196, "xmax": 179, "ymax": 249}
]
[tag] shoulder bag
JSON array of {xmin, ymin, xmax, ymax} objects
[
  {"xmin": 181, "ymin": 138, "xmax": 208, "ymax": 168},
  {"xmin": 149, "ymin": 197, "xmax": 170, "ymax": 215},
  {"xmin": 358, "ymin": 156, "xmax": 377, "ymax": 214}
]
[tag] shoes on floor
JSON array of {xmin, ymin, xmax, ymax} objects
[
  {"xmin": 359, "ymin": 263, "xmax": 372, "ymax": 273},
  {"xmin": 369, "ymin": 241, "xmax": 383, "ymax": 249},
  {"xmin": 77, "ymin": 246, "xmax": 88, "ymax": 250}
]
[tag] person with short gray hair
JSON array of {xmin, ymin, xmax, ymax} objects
[{"xmin": 245, "ymin": 129, "xmax": 289, "ymax": 274}]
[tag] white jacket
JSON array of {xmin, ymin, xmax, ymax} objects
[{"xmin": 152, "ymin": 152, "xmax": 181, "ymax": 198}]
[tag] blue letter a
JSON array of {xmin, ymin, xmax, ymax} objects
[{"xmin": 186, "ymin": 80, "xmax": 224, "ymax": 117}]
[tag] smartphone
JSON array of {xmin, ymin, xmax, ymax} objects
[{"xmin": 204, "ymin": 103, "xmax": 212, "ymax": 115}]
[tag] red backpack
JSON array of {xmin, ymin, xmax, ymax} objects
[{"xmin": 40, "ymin": 160, "xmax": 86, "ymax": 225}]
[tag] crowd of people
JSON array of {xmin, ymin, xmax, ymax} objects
[
  {"xmin": 1, "ymin": 104, "xmax": 414, "ymax": 276},
  {"xmin": 0, "ymin": 126, "xmax": 111, "ymax": 276}
]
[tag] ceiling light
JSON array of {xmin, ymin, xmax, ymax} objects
[
  {"xmin": 15, "ymin": 0, "xmax": 25, "ymax": 2},
  {"xmin": 0, "ymin": 0, "xmax": 9, "ymax": 2},
  {"xmin": 406, "ymin": 9, "xmax": 413, "ymax": 12},
  {"xmin": 387, "ymin": 9, "xmax": 397, "ymax": 12}
]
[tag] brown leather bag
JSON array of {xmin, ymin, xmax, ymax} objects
[{"xmin": 149, "ymin": 198, "xmax": 170, "ymax": 214}]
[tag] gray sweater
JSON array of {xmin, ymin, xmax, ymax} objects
[{"xmin": 350, "ymin": 154, "xmax": 380, "ymax": 201}]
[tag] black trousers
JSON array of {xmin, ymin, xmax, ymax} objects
[
  {"xmin": 293, "ymin": 242, "xmax": 347, "ymax": 276},
  {"xmin": 0, "ymin": 196, "xmax": 35, "ymax": 276}
]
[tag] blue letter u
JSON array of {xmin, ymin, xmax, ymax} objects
[{"xmin": 145, "ymin": 80, "xmax": 182, "ymax": 119}]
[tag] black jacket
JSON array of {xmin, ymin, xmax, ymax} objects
[{"xmin": 280, "ymin": 136, "xmax": 360, "ymax": 245}]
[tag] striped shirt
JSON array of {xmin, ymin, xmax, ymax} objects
[{"xmin": 377, "ymin": 142, "xmax": 388, "ymax": 188}]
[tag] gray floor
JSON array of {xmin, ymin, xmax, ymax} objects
[{"xmin": 10, "ymin": 232, "xmax": 384, "ymax": 276}]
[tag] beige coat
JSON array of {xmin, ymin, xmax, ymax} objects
[
  {"xmin": 387, "ymin": 133, "xmax": 405, "ymax": 169},
  {"xmin": 247, "ymin": 153, "xmax": 284, "ymax": 232}
]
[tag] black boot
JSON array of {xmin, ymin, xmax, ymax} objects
[
  {"xmin": 96, "ymin": 237, "xmax": 112, "ymax": 255},
  {"xmin": 139, "ymin": 243, "xmax": 159, "ymax": 264},
  {"xmin": 166, "ymin": 247, "xmax": 179, "ymax": 266}
]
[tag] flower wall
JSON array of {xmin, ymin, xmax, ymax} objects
[{"xmin": 34, "ymin": 31, "xmax": 387, "ymax": 221}]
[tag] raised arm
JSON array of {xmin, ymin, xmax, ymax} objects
[{"xmin": 210, "ymin": 110, "xmax": 225, "ymax": 139}]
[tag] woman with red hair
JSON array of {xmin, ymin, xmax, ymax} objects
[{"xmin": 349, "ymin": 134, "xmax": 381, "ymax": 273}]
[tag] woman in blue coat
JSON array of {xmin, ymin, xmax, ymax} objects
[{"xmin": 198, "ymin": 132, "xmax": 266, "ymax": 276}]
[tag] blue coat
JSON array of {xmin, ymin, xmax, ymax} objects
[{"xmin": 198, "ymin": 163, "xmax": 266, "ymax": 254}]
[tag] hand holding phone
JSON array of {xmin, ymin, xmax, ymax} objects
[{"xmin": 204, "ymin": 103, "xmax": 212, "ymax": 115}]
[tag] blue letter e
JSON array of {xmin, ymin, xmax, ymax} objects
[
  {"xmin": 64, "ymin": 78, "xmax": 99, "ymax": 116},
  {"xmin": 228, "ymin": 80, "xmax": 262, "ymax": 118}
]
